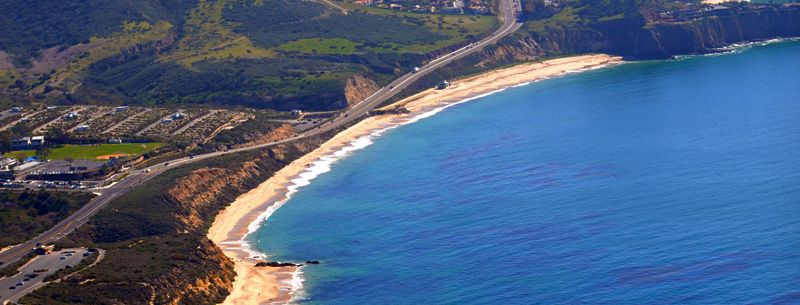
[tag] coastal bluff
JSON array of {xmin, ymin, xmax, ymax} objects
[
  {"xmin": 505, "ymin": 6, "xmax": 800, "ymax": 60},
  {"xmin": 635, "ymin": 8, "xmax": 800, "ymax": 58}
]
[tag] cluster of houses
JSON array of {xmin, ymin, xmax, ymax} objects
[
  {"xmin": 666, "ymin": 4, "xmax": 734, "ymax": 21},
  {"xmin": 352, "ymin": 0, "xmax": 491, "ymax": 14},
  {"xmin": 66, "ymin": 106, "xmax": 133, "ymax": 132},
  {"xmin": 161, "ymin": 112, "xmax": 186, "ymax": 123},
  {"xmin": 654, "ymin": 2, "xmax": 798, "ymax": 22}
]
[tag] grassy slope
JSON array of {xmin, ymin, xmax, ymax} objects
[{"xmin": 165, "ymin": 0, "xmax": 276, "ymax": 68}]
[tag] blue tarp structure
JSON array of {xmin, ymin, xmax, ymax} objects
[{"xmin": 25, "ymin": 156, "xmax": 39, "ymax": 162}]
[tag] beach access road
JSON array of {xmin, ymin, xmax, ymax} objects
[
  {"xmin": 0, "ymin": 0, "xmax": 521, "ymax": 266},
  {"xmin": 0, "ymin": 248, "xmax": 95, "ymax": 304}
]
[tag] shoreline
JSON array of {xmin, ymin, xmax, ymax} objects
[{"xmin": 207, "ymin": 53, "xmax": 623, "ymax": 305}]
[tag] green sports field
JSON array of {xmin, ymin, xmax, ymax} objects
[{"xmin": 9, "ymin": 143, "xmax": 167, "ymax": 161}]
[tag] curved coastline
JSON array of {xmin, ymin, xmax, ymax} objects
[{"xmin": 207, "ymin": 54, "xmax": 623, "ymax": 305}]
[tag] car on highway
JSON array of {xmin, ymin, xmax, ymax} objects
[
  {"xmin": 65, "ymin": 253, "xmax": 72, "ymax": 256},
  {"xmin": 15, "ymin": 282, "xmax": 23, "ymax": 286},
  {"xmin": 59, "ymin": 256, "xmax": 66, "ymax": 260},
  {"xmin": 8, "ymin": 286, "xmax": 15, "ymax": 289}
]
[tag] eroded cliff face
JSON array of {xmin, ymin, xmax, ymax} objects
[
  {"xmin": 228, "ymin": 124, "xmax": 296, "ymax": 149},
  {"xmin": 151, "ymin": 237, "xmax": 236, "ymax": 305},
  {"xmin": 344, "ymin": 75, "xmax": 381, "ymax": 106},
  {"xmin": 636, "ymin": 8, "xmax": 800, "ymax": 58},
  {"xmin": 167, "ymin": 142, "xmax": 316, "ymax": 234}
]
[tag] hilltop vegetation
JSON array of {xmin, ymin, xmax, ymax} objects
[
  {"xmin": 224, "ymin": 2, "xmax": 448, "ymax": 48},
  {"xmin": 0, "ymin": 0, "xmax": 194, "ymax": 64},
  {"xmin": 0, "ymin": 191, "xmax": 95, "ymax": 249},
  {"xmin": 0, "ymin": 0, "xmax": 496, "ymax": 111}
]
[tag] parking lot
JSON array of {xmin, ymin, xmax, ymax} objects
[
  {"xmin": 0, "ymin": 248, "xmax": 93, "ymax": 304},
  {"xmin": 0, "ymin": 179, "xmax": 97, "ymax": 191}
]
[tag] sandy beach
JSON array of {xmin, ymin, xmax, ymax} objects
[
  {"xmin": 384, "ymin": 54, "xmax": 623, "ymax": 113},
  {"xmin": 208, "ymin": 53, "xmax": 622, "ymax": 305},
  {"xmin": 208, "ymin": 115, "xmax": 398, "ymax": 305}
]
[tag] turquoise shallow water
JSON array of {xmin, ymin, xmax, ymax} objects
[{"xmin": 255, "ymin": 40, "xmax": 800, "ymax": 304}]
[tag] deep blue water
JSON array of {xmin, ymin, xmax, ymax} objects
[{"xmin": 256, "ymin": 40, "xmax": 800, "ymax": 304}]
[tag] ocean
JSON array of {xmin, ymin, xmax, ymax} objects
[{"xmin": 253, "ymin": 40, "xmax": 800, "ymax": 304}]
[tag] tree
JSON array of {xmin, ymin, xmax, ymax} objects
[
  {"xmin": 46, "ymin": 127, "xmax": 70, "ymax": 144},
  {"xmin": 13, "ymin": 152, "xmax": 27, "ymax": 162},
  {"xmin": 35, "ymin": 143, "xmax": 52, "ymax": 159},
  {"xmin": 0, "ymin": 131, "xmax": 12, "ymax": 155}
]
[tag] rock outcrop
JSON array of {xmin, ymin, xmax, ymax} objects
[
  {"xmin": 255, "ymin": 261, "xmax": 302, "ymax": 267},
  {"xmin": 150, "ymin": 237, "xmax": 236, "ymax": 305},
  {"xmin": 344, "ymin": 75, "xmax": 381, "ymax": 107}
]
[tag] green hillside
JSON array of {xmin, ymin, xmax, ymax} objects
[{"xmin": 0, "ymin": 0, "xmax": 497, "ymax": 111}]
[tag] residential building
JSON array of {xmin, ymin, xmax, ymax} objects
[
  {"xmin": 11, "ymin": 136, "xmax": 44, "ymax": 150},
  {"xmin": 30, "ymin": 136, "xmax": 44, "ymax": 148},
  {"xmin": 11, "ymin": 137, "xmax": 30, "ymax": 150}
]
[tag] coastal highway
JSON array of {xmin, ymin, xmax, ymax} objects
[
  {"xmin": 0, "ymin": 0, "xmax": 521, "ymax": 266},
  {"xmin": 298, "ymin": 0, "xmax": 523, "ymax": 139}
]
